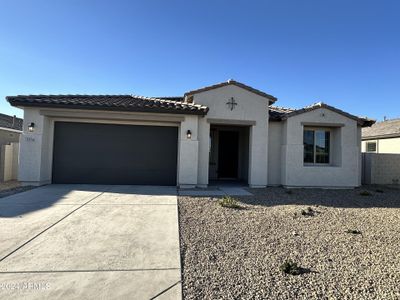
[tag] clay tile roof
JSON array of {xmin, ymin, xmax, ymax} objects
[
  {"xmin": 0, "ymin": 113, "xmax": 23, "ymax": 131},
  {"xmin": 362, "ymin": 118, "xmax": 400, "ymax": 139},
  {"xmin": 156, "ymin": 96, "xmax": 184, "ymax": 102},
  {"xmin": 6, "ymin": 95, "xmax": 208, "ymax": 115},
  {"xmin": 269, "ymin": 105, "xmax": 295, "ymax": 120},
  {"xmin": 185, "ymin": 79, "xmax": 277, "ymax": 104},
  {"xmin": 269, "ymin": 102, "xmax": 375, "ymax": 127}
]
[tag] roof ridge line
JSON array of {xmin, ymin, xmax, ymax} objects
[
  {"xmin": 269, "ymin": 105, "xmax": 296, "ymax": 111},
  {"xmin": 279, "ymin": 102, "xmax": 375, "ymax": 127},
  {"xmin": 184, "ymin": 79, "xmax": 277, "ymax": 103},
  {"xmin": 129, "ymin": 94, "xmax": 207, "ymax": 109}
]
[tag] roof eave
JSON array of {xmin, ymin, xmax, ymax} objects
[
  {"xmin": 358, "ymin": 119, "xmax": 376, "ymax": 127},
  {"xmin": 280, "ymin": 103, "xmax": 375, "ymax": 127},
  {"xmin": 7, "ymin": 101, "xmax": 208, "ymax": 116},
  {"xmin": 0, "ymin": 126, "xmax": 22, "ymax": 133},
  {"xmin": 362, "ymin": 132, "xmax": 400, "ymax": 140}
]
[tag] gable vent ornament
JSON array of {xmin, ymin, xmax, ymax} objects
[{"xmin": 226, "ymin": 97, "xmax": 237, "ymax": 111}]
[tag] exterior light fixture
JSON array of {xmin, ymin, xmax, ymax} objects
[
  {"xmin": 28, "ymin": 122, "xmax": 35, "ymax": 132},
  {"xmin": 186, "ymin": 130, "xmax": 192, "ymax": 139}
]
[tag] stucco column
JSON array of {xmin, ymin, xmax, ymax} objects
[
  {"xmin": 248, "ymin": 122, "xmax": 268, "ymax": 187},
  {"xmin": 0, "ymin": 146, "xmax": 5, "ymax": 182},
  {"xmin": 357, "ymin": 126, "xmax": 362, "ymax": 186},
  {"xmin": 177, "ymin": 115, "xmax": 199, "ymax": 188},
  {"xmin": 18, "ymin": 108, "xmax": 51, "ymax": 186},
  {"xmin": 197, "ymin": 118, "xmax": 210, "ymax": 188}
]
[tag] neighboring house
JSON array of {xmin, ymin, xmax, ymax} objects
[
  {"xmin": 0, "ymin": 113, "xmax": 23, "ymax": 182},
  {"xmin": 362, "ymin": 119, "xmax": 400, "ymax": 153},
  {"xmin": 7, "ymin": 80, "xmax": 374, "ymax": 188}
]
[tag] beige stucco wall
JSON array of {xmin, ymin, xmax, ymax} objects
[
  {"xmin": 280, "ymin": 107, "xmax": 361, "ymax": 188},
  {"xmin": 1, "ymin": 142, "xmax": 20, "ymax": 182},
  {"xmin": 3, "ymin": 144, "xmax": 13, "ymax": 181},
  {"xmin": 177, "ymin": 115, "xmax": 200, "ymax": 188},
  {"xmin": 357, "ymin": 125, "xmax": 362, "ymax": 186},
  {"xmin": 268, "ymin": 121, "xmax": 282, "ymax": 185},
  {"xmin": 192, "ymin": 84, "xmax": 269, "ymax": 187},
  {"xmin": 362, "ymin": 137, "xmax": 400, "ymax": 154},
  {"xmin": 0, "ymin": 129, "xmax": 20, "ymax": 145},
  {"xmin": 18, "ymin": 108, "xmax": 48, "ymax": 184},
  {"xmin": 0, "ymin": 127, "xmax": 21, "ymax": 182},
  {"xmin": 12, "ymin": 142, "xmax": 19, "ymax": 180},
  {"xmin": 363, "ymin": 153, "xmax": 400, "ymax": 185}
]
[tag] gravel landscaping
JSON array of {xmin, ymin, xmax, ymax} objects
[{"xmin": 179, "ymin": 186, "xmax": 400, "ymax": 300}]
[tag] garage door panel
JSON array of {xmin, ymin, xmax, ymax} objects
[{"xmin": 52, "ymin": 122, "xmax": 178, "ymax": 185}]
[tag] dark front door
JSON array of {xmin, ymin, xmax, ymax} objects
[
  {"xmin": 52, "ymin": 122, "xmax": 178, "ymax": 185},
  {"xmin": 218, "ymin": 130, "xmax": 239, "ymax": 179}
]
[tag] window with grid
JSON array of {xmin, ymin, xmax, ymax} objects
[{"xmin": 366, "ymin": 142, "xmax": 377, "ymax": 152}]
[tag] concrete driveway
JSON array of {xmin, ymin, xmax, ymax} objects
[{"xmin": 0, "ymin": 185, "xmax": 181, "ymax": 299}]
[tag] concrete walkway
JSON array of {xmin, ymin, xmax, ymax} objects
[
  {"xmin": 179, "ymin": 186, "xmax": 253, "ymax": 196},
  {"xmin": 0, "ymin": 185, "xmax": 181, "ymax": 300}
]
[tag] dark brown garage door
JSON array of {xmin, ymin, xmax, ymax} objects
[{"xmin": 52, "ymin": 122, "xmax": 178, "ymax": 185}]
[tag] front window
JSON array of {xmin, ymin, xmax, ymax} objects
[{"xmin": 304, "ymin": 129, "xmax": 330, "ymax": 164}]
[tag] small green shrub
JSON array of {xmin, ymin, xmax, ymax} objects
[
  {"xmin": 359, "ymin": 190, "xmax": 372, "ymax": 196},
  {"xmin": 218, "ymin": 196, "xmax": 242, "ymax": 209},
  {"xmin": 285, "ymin": 189, "xmax": 293, "ymax": 195},
  {"xmin": 346, "ymin": 229, "xmax": 362, "ymax": 235},
  {"xmin": 280, "ymin": 260, "xmax": 302, "ymax": 275}
]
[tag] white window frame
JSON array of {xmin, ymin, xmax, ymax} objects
[{"xmin": 303, "ymin": 127, "xmax": 332, "ymax": 166}]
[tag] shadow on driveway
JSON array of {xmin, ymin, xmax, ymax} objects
[{"xmin": 0, "ymin": 184, "xmax": 177, "ymax": 218}]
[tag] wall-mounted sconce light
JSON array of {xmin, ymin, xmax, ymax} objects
[
  {"xmin": 28, "ymin": 122, "xmax": 35, "ymax": 132},
  {"xmin": 186, "ymin": 130, "xmax": 192, "ymax": 139}
]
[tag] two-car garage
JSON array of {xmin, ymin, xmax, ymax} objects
[{"xmin": 52, "ymin": 122, "xmax": 178, "ymax": 186}]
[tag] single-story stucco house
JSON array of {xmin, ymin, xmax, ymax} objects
[
  {"xmin": 7, "ymin": 80, "xmax": 374, "ymax": 188},
  {"xmin": 362, "ymin": 118, "xmax": 400, "ymax": 154},
  {"xmin": 0, "ymin": 113, "xmax": 23, "ymax": 182}
]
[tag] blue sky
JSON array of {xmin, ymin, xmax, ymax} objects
[{"xmin": 0, "ymin": 0, "xmax": 399, "ymax": 120}]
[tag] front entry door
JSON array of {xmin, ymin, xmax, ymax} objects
[{"xmin": 218, "ymin": 130, "xmax": 239, "ymax": 179}]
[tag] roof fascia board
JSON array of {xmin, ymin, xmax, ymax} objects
[
  {"xmin": 362, "ymin": 133, "xmax": 400, "ymax": 140},
  {"xmin": 11, "ymin": 101, "xmax": 206, "ymax": 116},
  {"xmin": 185, "ymin": 80, "xmax": 277, "ymax": 104},
  {"xmin": 39, "ymin": 108, "xmax": 185, "ymax": 122},
  {"xmin": 0, "ymin": 127, "xmax": 22, "ymax": 133},
  {"xmin": 282, "ymin": 103, "xmax": 374, "ymax": 127}
]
